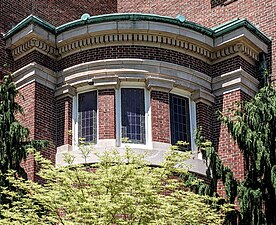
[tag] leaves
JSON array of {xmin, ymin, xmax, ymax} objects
[{"xmin": 0, "ymin": 148, "xmax": 232, "ymax": 224}]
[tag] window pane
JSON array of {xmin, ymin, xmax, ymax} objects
[
  {"xmin": 169, "ymin": 94, "xmax": 190, "ymax": 147},
  {"xmin": 121, "ymin": 88, "xmax": 145, "ymax": 144},
  {"xmin": 78, "ymin": 91, "xmax": 97, "ymax": 143}
]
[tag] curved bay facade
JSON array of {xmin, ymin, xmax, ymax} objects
[{"xmin": 4, "ymin": 13, "xmax": 270, "ymax": 178}]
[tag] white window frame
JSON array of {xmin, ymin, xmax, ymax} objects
[
  {"xmin": 72, "ymin": 87, "xmax": 99, "ymax": 149},
  {"xmin": 116, "ymin": 82, "xmax": 152, "ymax": 149},
  {"xmin": 169, "ymin": 88, "xmax": 197, "ymax": 152}
]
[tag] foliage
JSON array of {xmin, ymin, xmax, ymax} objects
[
  {"xmin": 220, "ymin": 82, "xmax": 276, "ymax": 225},
  {"xmin": 188, "ymin": 66, "xmax": 276, "ymax": 225},
  {"xmin": 0, "ymin": 147, "xmax": 232, "ymax": 225}
]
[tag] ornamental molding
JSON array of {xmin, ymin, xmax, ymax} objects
[
  {"xmin": 212, "ymin": 68, "xmax": 259, "ymax": 97},
  {"xmin": 6, "ymin": 20, "xmax": 265, "ymax": 65},
  {"xmin": 11, "ymin": 37, "xmax": 57, "ymax": 59}
]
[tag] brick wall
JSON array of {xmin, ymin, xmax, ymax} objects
[
  {"xmin": 213, "ymin": 89, "xmax": 251, "ymax": 196},
  {"xmin": 196, "ymin": 102, "xmax": 214, "ymax": 142},
  {"xmin": 11, "ymin": 46, "xmax": 211, "ymax": 75},
  {"xmin": 151, "ymin": 91, "xmax": 170, "ymax": 143},
  {"xmin": 17, "ymin": 82, "xmax": 36, "ymax": 181},
  {"xmin": 13, "ymin": 47, "xmax": 258, "ymax": 78},
  {"xmin": 98, "ymin": 89, "xmax": 116, "ymax": 139},
  {"xmin": 0, "ymin": 0, "xmax": 117, "ymax": 73},
  {"xmin": 16, "ymin": 81, "xmax": 56, "ymax": 181}
]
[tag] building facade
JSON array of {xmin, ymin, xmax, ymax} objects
[{"xmin": 0, "ymin": 1, "xmax": 273, "ymax": 190}]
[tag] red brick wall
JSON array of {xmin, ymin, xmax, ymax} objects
[
  {"xmin": 0, "ymin": 0, "xmax": 117, "ymax": 73},
  {"xmin": 118, "ymin": 0, "xmax": 275, "ymax": 79},
  {"xmin": 17, "ymin": 82, "xmax": 36, "ymax": 181},
  {"xmin": 56, "ymin": 97, "xmax": 73, "ymax": 147},
  {"xmin": 151, "ymin": 91, "xmax": 170, "ymax": 143},
  {"xmin": 196, "ymin": 102, "xmax": 214, "ymax": 142},
  {"xmin": 98, "ymin": 89, "xmax": 116, "ymax": 139},
  {"xmin": 214, "ymin": 90, "xmax": 251, "ymax": 187},
  {"xmin": 14, "ymin": 48, "xmax": 258, "ymax": 78},
  {"xmin": 17, "ymin": 81, "xmax": 56, "ymax": 181}
]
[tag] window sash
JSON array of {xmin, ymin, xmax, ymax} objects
[
  {"xmin": 169, "ymin": 94, "xmax": 190, "ymax": 147},
  {"xmin": 78, "ymin": 91, "xmax": 97, "ymax": 143},
  {"xmin": 121, "ymin": 88, "xmax": 146, "ymax": 144}
]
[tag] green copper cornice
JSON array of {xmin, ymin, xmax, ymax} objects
[
  {"xmin": 3, "ymin": 13, "xmax": 271, "ymax": 44},
  {"xmin": 3, "ymin": 15, "xmax": 56, "ymax": 38}
]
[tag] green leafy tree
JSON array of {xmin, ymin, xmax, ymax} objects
[{"xmin": 0, "ymin": 147, "xmax": 232, "ymax": 225}]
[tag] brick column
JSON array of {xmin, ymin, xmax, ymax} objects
[
  {"xmin": 98, "ymin": 89, "xmax": 116, "ymax": 139},
  {"xmin": 56, "ymin": 96, "xmax": 73, "ymax": 146},
  {"xmin": 196, "ymin": 102, "xmax": 214, "ymax": 142},
  {"xmin": 214, "ymin": 90, "xmax": 251, "ymax": 196},
  {"xmin": 17, "ymin": 81, "xmax": 56, "ymax": 181},
  {"xmin": 151, "ymin": 90, "xmax": 170, "ymax": 143}
]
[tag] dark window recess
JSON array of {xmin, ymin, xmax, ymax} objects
[
  {"xmin": 78, "ymin": 91, "xmax": 97, "ymax": 143},
  {"xmin": 169, "ymin": 94, "xmax": 190, "ymax": 148},
  {"xmin": 121, "ymin": 88, "xmax": 146, "ymax": 144}
]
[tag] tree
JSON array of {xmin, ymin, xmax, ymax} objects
[
  {"xmin": 0, "ymin": 147, "xmax": 232, "ymax": 225},
  {"xmin": 220, "ymin": 81, "xmax": 276, "ymax": 225},
  {"xmin": 0, "ymin": 74, "xmax": 30, "ymax": 204}
]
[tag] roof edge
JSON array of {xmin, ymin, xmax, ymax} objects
[{"xmin": 3, "ymin": 13, "xmax": 271, "ymax": 45}]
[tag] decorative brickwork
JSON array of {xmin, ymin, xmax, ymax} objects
[
  {"xmin": 13, "ymin": 51, "xmax": 57, "ymax": 72},
  {"xmin": 151, "ymin": 91, "xmax": 170, "ymax": 143},
  {"xmin": 12, "ymin": 48, "xmax": 258, "ymax": 79},
  {"xmin": 98, "ymin": 89, "xmax": 116, "ymax": 139},
  {"xmin": 57, "ymin": 46, "xmax": 211, "ymax": 75},
  {"xmin": 56, "ymin": 97, "xmax": 73, "ymax": 147}
]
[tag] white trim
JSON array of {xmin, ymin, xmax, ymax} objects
[
  {"xmin": 169, "ymin": 88, "xmax": 197, "ymax": 153},
  {"xmin": 118, "ymin": 85, "xmax": 152, "ymax": 149},
  {"xmin": 73, "ymin": 89, "xmax": 99, "ymax": 150}
]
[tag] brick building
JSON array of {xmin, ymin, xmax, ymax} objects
[{"xmin": 0, "ymin": 1, "xmax": 273, "ymax": 185}]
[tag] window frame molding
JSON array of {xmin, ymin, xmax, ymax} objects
[
  {"xmin": 169, "ymin": 88, "xmax": 197, "ymax": 152},
  {"xmin": 72, "ymin": 87, "xmax": 99, "ymax": 149},
  {"xmin": 72, "ymin": 84, "xmax": 196, "ymax": 153},
  {"xmin": 116, "ymin": 81, "xmax": 152, "ymax": 149}
]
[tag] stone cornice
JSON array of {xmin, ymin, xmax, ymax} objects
[
  {"xmin": 212, "ymin": 68, "xmax": 259, "ymax": 97},
  {"xmin": 5, "ymin": 17, "xmax": 268, "ymax": 65},
  {"xmin": 12, "ymin": 62, "xmax": 57, "ymax": 90}
]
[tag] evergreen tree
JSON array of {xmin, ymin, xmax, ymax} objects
[
  {"xmin": 192, "ymin": 65, "xmax": 276, "ymax": 224},
  {"xmin": 0, "ymin": 73, "xmax": 46, "ymax": 205},
  {"xmin": 221, "ymin": 77, "xmax": 276, "ymax": 225},
  {"xmin": 0, "ymin": 73, "xmax": 30, "ymax": 204}
]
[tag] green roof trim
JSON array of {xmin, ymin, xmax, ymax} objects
[
  {"xmin": 3, "ymin": 13, "xmax": 271, "ymax": 44},
  {"xmin": 3, "ymin": 15, "xmax": 55, "ymax": 39}
]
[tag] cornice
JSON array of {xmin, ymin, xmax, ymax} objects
[{"xmin": 5, "ymin": 15, "xmax": 269, "ymax": 66}]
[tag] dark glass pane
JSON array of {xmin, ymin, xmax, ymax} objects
[
  {"xmin": 169, "ymin": 94, "xmax": 190, "ymax": 148},
  {"xmin": 121, "ymin": 88, "xmax": 145, "ymax": 144},
  {"xmin": 78, "ymin": 91, "xmax": 97, "ymax": 143}
]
